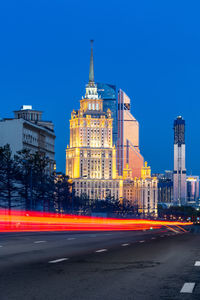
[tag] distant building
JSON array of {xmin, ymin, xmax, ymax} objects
[
  {"xmin": 152, "ymin": 173, "xmax": 165, "ymax": 180},
  {"xmin": 164, "ymin": 170, "xmax": 173, "ymax": 181},
  {"xmin": 123, "ymin": 162, "xmax": 158, "ymax": 217},
  {"xmin": 117, "ymin": 89, "xmax": 144, "ymax": 178},
  {"xmin": 0, "ymin": 105, "xmax": 55, "ymax": 173},
  {"xmin": 152, "ymin": 171, "xmax": 173, "ymax": 205},
  {"xmin": 97, "ymin": 83, "xmax": 117, "ymax": 146},
  {"xmin": 173, "ymin": 116, "xmax": 186, "ymax": 205},
  {"xmin": 186, "ymin": 176, "xmax": 199, "ymax": 206},
  {"xmin": 158, "ymin": 178, "xmax": 173, "ymax": 205}
]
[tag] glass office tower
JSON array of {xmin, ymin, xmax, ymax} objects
[
  {"xmin": 97, "ymin": 83, "xmax": 117, "ymax": 146},
  {"xmin": 117, "ymin": 89, "xmax": 144, "ymax": 178}
]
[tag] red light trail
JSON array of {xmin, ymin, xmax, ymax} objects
[{"xmin": 0, "ymin": 210, "xmax": 192, "ymax": 233}]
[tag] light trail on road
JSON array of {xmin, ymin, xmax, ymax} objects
[{"xmin": 0, "ymin": 209, "xmax": 192, "ymax": 232}]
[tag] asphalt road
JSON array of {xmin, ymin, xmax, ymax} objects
[{"xmin": 0, "ymin": 226, "xmax": 199, "ymax": 300}]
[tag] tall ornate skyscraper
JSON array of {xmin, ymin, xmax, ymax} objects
[
  {"xmin": 66, "ymin": 41, "xmax": 123, "ymax": 201},
  {"xmin": 173, "ymin": 116, "xmax": 187, "ymax": 205}
]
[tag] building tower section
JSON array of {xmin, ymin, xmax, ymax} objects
[
  {"xmin": 173, "ymin": 116, "xmax": 186, "ymax": 205},
  {"xmin": 66, "ymin": 41, "xmax": 123, "ymax": 201},
  {"xmin": 117, "ymin": 89, "xmax": 144, "ymax": 178},
  {"xmin": 97, "ymin": 83, "xmax": 118, "ymax": 146},
  {"xmin": 123, "ymin": 162, "xmax": 158, "ymax": 216}
]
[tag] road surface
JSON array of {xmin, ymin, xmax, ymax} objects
[{"xmin": 0, "ymin": 226, "xmax": 199, "ymax": 299}]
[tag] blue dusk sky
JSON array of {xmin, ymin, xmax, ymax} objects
[{"xmin": 0, "ymin": 0, "xmax": 200, "ymax": 174}]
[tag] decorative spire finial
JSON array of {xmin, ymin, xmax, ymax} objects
[{"xmin": 89, "ymin": 39, "xmax": 94, "ymax": 83}]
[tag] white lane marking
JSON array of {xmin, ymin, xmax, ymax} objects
[
  {"xmin": 180, "ymin": 282, "xmax": 195, "ymax": 293},
  {"xmin": 121, "ymin": 243, "xmax": 129, "ymax": 246},
  {"xmin": 49, "ymin": 258, "xmax": 69, "ymax": 264},
  {"xmin": 95, "ymin": 249, "xmax": 107, "ymax": 253},
  {"xmin": 151, "ymin": 237, "xmax": 156, "ymax": 240},
  {"xmin": 34, "ymin": 241, "xmax": 46, "ymax": 244},
  {"xmin": 67, "ymin": 237, "xmax": 76, "ymax": 240},
  {"xmin": 0, "ymin": 245, "xmax": 3, "ymax": 247},
  {"xmin": 139, "ymin": 240, "xmax": 145, "ymax": 243},
  {"xmin": 194, "ymin": 261, "xmax": 200, "ymax": 266}
]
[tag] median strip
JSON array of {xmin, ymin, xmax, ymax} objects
[
  {"xmin": 49, "ymin": 258, "xmax": 69, "ymax": 264},
  {"xmin": 180, "ymin": 283, "xmax": 195, "ymax": 293}
]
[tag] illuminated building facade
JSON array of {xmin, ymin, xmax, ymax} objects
[
  {"xmin": 186, "ymin": 176, "xmax": 199, "ymax": 205},
  {"xmin": 117, "ymin": 89, "xmax": 144, "ymax": 178},
  {"xmin": 123, "ymin": 162, "xmax": 158, "ymax": 216},
  {"xmin": 97, "ymin": 83, "xmax": 117, "ymax": 146},
  {"xmin": 173, "ymin": 116, "xmax": 187, "ymax": 205},
  {"xmin": 66, "ymin": 41, "xmax": 123, "ymax": 201}
]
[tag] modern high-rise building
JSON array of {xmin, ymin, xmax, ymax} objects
[
  {"xmin": 0, "ymin": 105, "xmax": 55, "ymax": 173},
  {"xmin": 186, "ymin": 176, "xmax": 199, "ymax": 205},
  {"xmin": 66, "ymin": 41, "xmax": 123, "ymax": 201},
  {"xmin": 173, "ymin": 116, "xmax": 187, "ymax": 205},
  {"xmin": 117, "ymin": 89, "xmax": 144, "ymax": 178},
  {"xmin": 97, "ymin": 83, "xmax": 117, "ymax": 146}
]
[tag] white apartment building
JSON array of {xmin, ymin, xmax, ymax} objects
[{"xmin": 0, "ymin": 105, "xmax": 55, "ymax": 173}]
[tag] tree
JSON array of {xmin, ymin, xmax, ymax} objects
[
  {"xmin": 53, "ymin": 173, "xmax": 72, "ymax": 214},
  {"xmin": 158, "ymin": 205, "xmax": 199, "ymax": 221},
  {"xmin": 0, "ymin": 144, "xmax": 20, "ymax": 213},
  {"xmin": 15, "ymin": 149, "xmax": 34, "ymax": 211},
  {"xmin": 15, "ymin": 150, "xmax": 55, "ymax": 212},
  {"xmin": 31, "ymin": 151, "xmax": 54, "ymax": 212}
]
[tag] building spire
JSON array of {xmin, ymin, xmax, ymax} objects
[
  {"xmin": 89, "ymin": 40, "xmax": 94, "ymax": 84},
  {"xmin": 84, "ymin": 40, "xmax": 98, "ymax": 99}
]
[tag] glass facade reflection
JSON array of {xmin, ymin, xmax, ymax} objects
[{"xmin": 97, "ymin": 83, "xmax": 117, "ymax": 145}]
